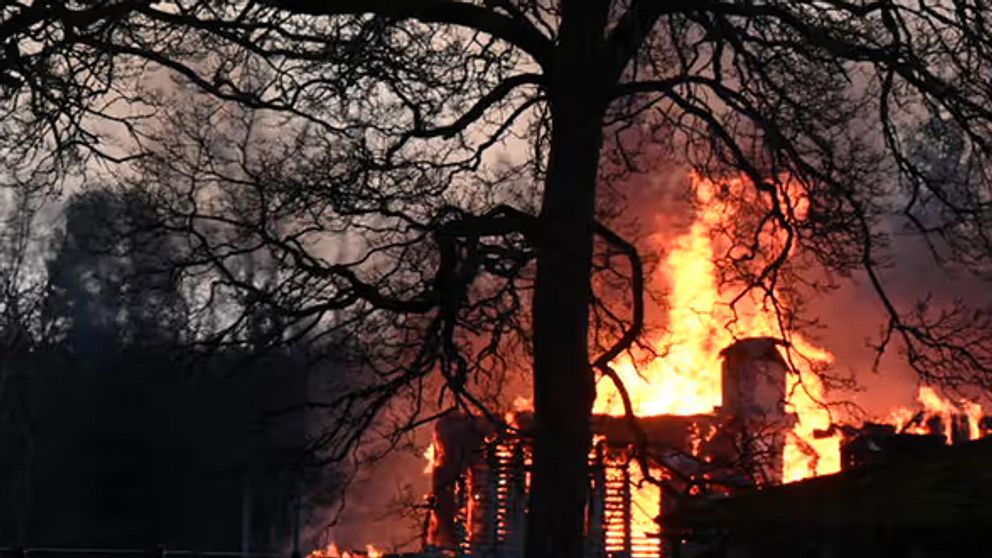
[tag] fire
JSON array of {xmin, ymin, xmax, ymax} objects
[
  {"xmin": 308, "ymin": 544, "xmax": 383, "ymax": 558},
  {"xmin": 417, "ymin": 172, "xmax": 992, "ymax": 556},
  {"xmin": 594, "ymin": 173, "xmax": 838, "ymax": 477},
  {"xmin": 592, "ymin": 174, "xmax": 841, "ymax": 542},
  {"xmin": 423, "ymin": 439, "xmax": 438, "ymax": 474},
  {"xmin": 890, "ymin": 386, "xmax": 986, "ymax": 442}
]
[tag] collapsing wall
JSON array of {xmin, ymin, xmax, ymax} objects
[{"xmin": 424, "ymin": 337, "xmax": 794, "ymax": 558}]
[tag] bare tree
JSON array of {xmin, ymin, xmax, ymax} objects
[
  {"xmin": 5, "ymin": 2, "xmax": 992, "ymax": 556},
  {"xmin": 0, "ymin": 184, "xmax": 51, "ymax": 549}
]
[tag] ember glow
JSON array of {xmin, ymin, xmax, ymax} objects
[{"xmin": 593, "ymin": 174, "xmax": 841, "ymax": 543}]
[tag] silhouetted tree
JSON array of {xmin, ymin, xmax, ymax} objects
[
  {"xmin": 0, "ymin": 185, "xmax": 51, "ymax": 549},
  {"xmin": 44, "ymin": 188, "xmax": 187, "ymax": 354},
  {"xmin": 0, "ymin": 184, "xmax": 347, "ymax": 550},
  {"xmin": 5, "ymin": 3, "xmax": 992, "ymax": 556}
]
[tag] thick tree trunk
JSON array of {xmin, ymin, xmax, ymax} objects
[{"xmin": 525, "ymin": 3, "xmax": 609, "ymax": 557}]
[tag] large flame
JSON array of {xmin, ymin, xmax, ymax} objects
[
  {"xmin": 593, "ymin": 174, "xmax": 841, "ymax": 544},
  {"xmin": 414, "ymin": 173, "xmax": 990, "ymax": 555},
  {"xmin": 594, "ymin": 174, "xmax": 839, "ymax": 475},
  {"xmin": 416, "ymin": 173, "xmax": 843, "ymax": 551}
]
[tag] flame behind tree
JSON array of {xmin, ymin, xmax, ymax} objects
[
  {"xmin": 596, "ymin": 175, "xmax": 840, "ymax": 481},
  {"xmin": 5, "ymin": 3, "xmax": 992, "ymax": 558},
  {"xmin": 593, "ymin": 174, "xmax": 841, "ymax": 544}
]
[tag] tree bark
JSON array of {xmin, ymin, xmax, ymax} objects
[{"xmin": 526, "ymin": 3, "xmax": 609, "ymax": 557}]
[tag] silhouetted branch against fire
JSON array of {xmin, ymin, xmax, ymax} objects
[
  {"xmin": 3, "ymin": 0, "xmax": 990, "ymax": 394},
  {"xmin": 107, "ymin": 88, "xmax": 548, "ymax": 474},
  {"xmin": 6, "ymin": 1, "xmax": 992, "ymax": 555},
  {"xmin": 589, "ymin": 219, "xmax": 664, "ymax": 486}
]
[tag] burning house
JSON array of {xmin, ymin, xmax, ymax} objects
[
  {"xmin": 420, "ymin": 337, "xmax": 799, "ymax": 558},
  {"xmin": 315, "ymin": 176, "xmax": 992, "ymax": 558},
  {"xmin": 403, "ymin": 338, "xmax": 992, "ymax": 558}
]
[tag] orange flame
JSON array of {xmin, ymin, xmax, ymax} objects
[
  {"xmin": 423, "ymin": 440, "xmax": 438, "ymax": 475},
  {"xmin": 595, "ymin": 174, "xmax": 838, "ymax": 475},
  {"xmin": 890, "ymin": 386, "xmax": 985, "ymax": 442},
  {"xmin": 308, "ymin": 544, "xmax": 384, "ymax": 558},
  {"xmin": 592, "ymin": 174, "xmax": 840, "ymax": 542}
]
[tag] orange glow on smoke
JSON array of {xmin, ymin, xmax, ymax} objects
[{"xmin": 592, "ymin": 174, "xmax": 841, "ymax": 542}]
